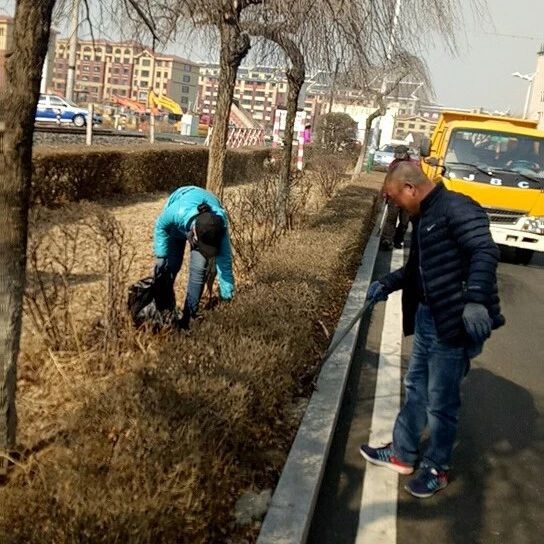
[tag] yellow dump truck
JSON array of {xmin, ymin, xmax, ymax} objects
[{"xmin": 420, "ymin": 111, "xmax": 544, "ymax": 264}]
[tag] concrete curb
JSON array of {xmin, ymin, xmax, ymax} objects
[{"xmin": 257, "ymin": 208, "xmax": 382, "ymax": 544}]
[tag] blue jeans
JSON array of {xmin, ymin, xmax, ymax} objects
[
  {"xmin": 163, "ymin": 233, "xmax": 210, "ymax": 325},
  {"xmin": 392, "ymin": 304, "xmax": 469, "ymax": 470}
]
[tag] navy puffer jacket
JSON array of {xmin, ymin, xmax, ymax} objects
[{"xmin": 381, "ymin": 183, "xmax": 505, "ymax": 344}]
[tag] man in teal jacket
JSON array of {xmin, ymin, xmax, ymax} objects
[{"xmin": 153, "ymin": 185, "xmax": 234, "ymax": 328}]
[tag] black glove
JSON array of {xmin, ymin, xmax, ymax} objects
[
  {"xmin": 367, "ymin": 280, "xmax": 389, "ymax": 302},
  {"xmin": 154, "ymin": 257, "xmax": 167, "ymax": 277},
  {"xmin": 462, "ymin": 303, "xmax": 492, "ymax": 343}
]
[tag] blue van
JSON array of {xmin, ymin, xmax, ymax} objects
[{"xmin": 35, "ymin": 94, "xmax": 102, "ymax": 126}]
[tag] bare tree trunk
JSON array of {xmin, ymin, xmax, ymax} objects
[
  {"xmin": 206, "ymin": 21, "xmax": 250, "ymax": 197},
  {"xmin": 244, "ymin": 24, "xmax": 305, "ymax": 231},
  {"xmin": 0, "ymin": 0, "xmax": 56, "ymax": 472},
  {"xmin": 352, "ymin": 107, "xmax": 382, "ymax": 175},
  {"xmin": 277, "ymin": 56, "xmax": 304, "ymax": 230}
]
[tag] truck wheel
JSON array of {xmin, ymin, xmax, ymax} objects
[
  {"xmin": 73, "ymin": 114, "xmax": 85, "ymax": 127},
  {"xmin": 514, "ymin": 248, "xmax": 534, "ymax": 265}
]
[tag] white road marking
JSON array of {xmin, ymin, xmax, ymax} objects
[{"xmin": 356, "ymin": 249, "xmax": 405, "ymax": 544}]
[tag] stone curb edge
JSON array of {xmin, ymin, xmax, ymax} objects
[{"xmin": 257, "ymin": 204, "xmax": 383, "ymax": 544}]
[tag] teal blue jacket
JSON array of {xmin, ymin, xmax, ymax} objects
[{"xmin": 153, "ymin": 186, "xmax": 234, "ymax": 299}]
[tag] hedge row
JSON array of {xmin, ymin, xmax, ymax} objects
[{"xmin": 31, "ymin": 144, "xmax": 271, "ymax": 206}]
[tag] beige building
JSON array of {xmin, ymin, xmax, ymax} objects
[
  {"xmin": 52, "ymin": 38, "xmax": 199, "ymax": 110},
  {"xmin": 0, "ymin": 16, "xmax": 14, "ymax": 89},
  {"xmin": 393, "ymin": 114, "xmax": 438, "ymax": 146}
]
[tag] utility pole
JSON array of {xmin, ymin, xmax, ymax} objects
[{"xmin": 65, "ymin": 0, "xmax": 80, "ymax": 101}]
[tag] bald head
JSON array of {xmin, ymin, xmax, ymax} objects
[
  {"xmin": 386, "ymin": 161, "xmax": 430, "ymax": 186},
  {"xmin": 383, "ymin": 162, "xmax": 435, "ymax": 215}
]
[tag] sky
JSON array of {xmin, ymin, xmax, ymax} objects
[
  {"xmin": 1, "ymin": 0, "xmax": 543, "ymax": 116},
  {"xmin": 423, "ymin": 0, "xmax": 544, "ymax": 115}
]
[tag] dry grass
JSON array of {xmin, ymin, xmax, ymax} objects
[{"xmin": 0, "ymin": 174, "xmax": 378, "ymax": 544}]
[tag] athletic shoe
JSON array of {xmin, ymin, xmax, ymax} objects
[
  {"xmin": 359, "ymin": 443, "xmax": 414, "ymax": 475},
  {"xmin": 404, "ymin": 467, "xmax": 448, "ymax": 498}
]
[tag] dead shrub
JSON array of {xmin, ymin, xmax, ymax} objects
[
  {"xmin": 310, "ymin": 154, "xmax": 345, "ymax": 198},
  {"xmin": 225, "ymin": 171, "xmax": 312, "ymax": 274},
  {"xmin": 24, "ymin": 205, "xmax": 135, "ymax": 359}
]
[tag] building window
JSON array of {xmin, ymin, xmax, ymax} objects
[
  {"xmin": 408, "ymin": 123, "xmax": 415, "ymax": 129},
  {"xmin": 182, "ymin": 85, "xmax": 189, "ymax": 93},
  {"xmin": 182, "ymin": 75, "xmax": 190, "ymax": 83},
  {"xmin": 180, "ymin": 96, "xmax": 188, "ymax": 104},
  {"xmin": 142, "ymin": 59, "xmax": 151, "ymax": 67},
  {"xmin": 141, "ymin": 70, "xmax": 149, "ymax": 78},
  {"xmin": 93, "ymin": 66, "xmax": 101, "ymax": 72},
  {"xmin": 183, "ymin": 64, "xmax": 192, "ymax": 72}
]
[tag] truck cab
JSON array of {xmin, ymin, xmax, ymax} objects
[{"xmin": 420, "ymin": 112, "xmax": 544, "ymax": 264}]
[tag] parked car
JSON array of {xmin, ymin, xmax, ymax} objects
[
  {"xmin": 373, "ymin": 143, "xmax": 396, "ymax": 170},
  {"xmin": 35, "ymin": 94, "xmax": 102, "ymax": 126},
  {"xmin": 373, "ymin": 144, "xmax": 421, "ymax": 170}
]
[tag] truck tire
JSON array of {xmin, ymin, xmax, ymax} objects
[{"xmin": 515, "ymin": 248, "xmax": 534, "ymax": 266}]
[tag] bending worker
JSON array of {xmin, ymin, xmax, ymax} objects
[
  {"xmin": 153, "ymin": 185, "xmax": 234, "ymax": 329},
  {"xmin": 361, "ymin": 162, "xmax": 504, "ymax": 498}
]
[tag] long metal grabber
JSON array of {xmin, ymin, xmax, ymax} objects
[{"xmin": 322, "ymin": 298, "xmax": 376, "ymax": 362}]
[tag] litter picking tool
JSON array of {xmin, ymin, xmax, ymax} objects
[
  {"xmin": 377, "ymin": 202, "xmax": 389, "ymax": 236},
  {"xmin": 323, "ymin": 298, "xmax": 376, "ymax": 362}
]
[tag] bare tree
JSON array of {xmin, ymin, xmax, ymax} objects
[{"xmin": 0, "ymin": 0, "xmax": 58, "ymax": 474}]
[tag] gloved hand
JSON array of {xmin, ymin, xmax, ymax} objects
[
  {"xmin": 462, "ymin": 303, "xmax": 492, "ymax": 343},
  {"xmin": 367, "ymin": 280, "xmax": 389, "ymax": 302}
]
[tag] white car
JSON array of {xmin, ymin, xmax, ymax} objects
[{"xmin": 35, "ymin": 94, "xmax": 102, "ymax": 127}]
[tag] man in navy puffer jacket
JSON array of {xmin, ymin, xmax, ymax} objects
[{"xmin": 360, "ymin": 162, "xmax": 505, "ymax": 498}]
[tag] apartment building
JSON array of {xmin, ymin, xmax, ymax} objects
[
  {"xmin": 52, "ymin": 38, "xmax": 199, "ymax": 110},
  {"xmin": 198, "ymin": 64, "xmax": 291, "ymax": 128},
  {"xmin": 0, "ymin": 15, "xmax": 56, "ymax": 92},
  {"xmin": 392, "ymin": 113, "xmax": 438, "ymax": 145}
]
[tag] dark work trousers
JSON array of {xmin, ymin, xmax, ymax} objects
[
  {"xmin": 157, "ymin": 232, "xmax": 211, "ymax": 328},
  {"xmin": 381, "ymin": 204, "xmax": 410, "ymax": 246}
]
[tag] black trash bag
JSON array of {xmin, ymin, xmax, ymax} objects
[{"xmin": 127, "ymin": 275, "xmax": 185, "ymax": 331}]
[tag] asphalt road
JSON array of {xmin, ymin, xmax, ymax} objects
[{"xmin": 307, "ymin": 249, "xmax": 544, "ymax": 544}]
